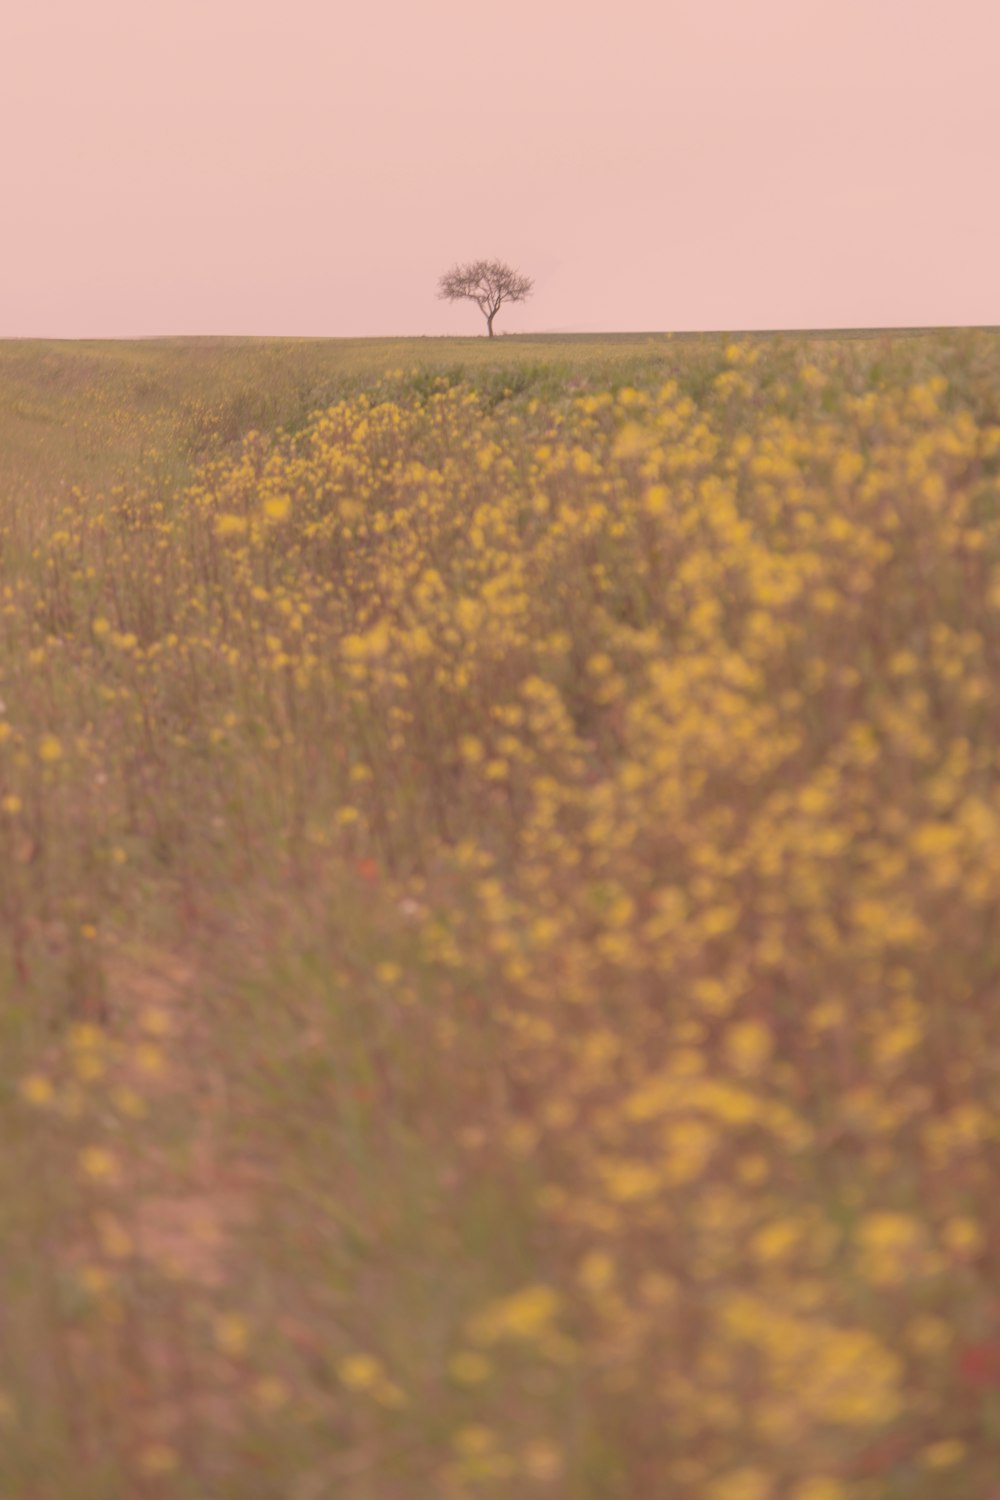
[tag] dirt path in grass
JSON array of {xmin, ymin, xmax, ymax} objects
[{"xmin": 49, "ymin": 936, "xmax": 277, "ymax": 1494}]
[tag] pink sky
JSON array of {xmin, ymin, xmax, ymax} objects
[{"xmin": 2, "ymin": 0, "xmax": 997, "ymax": 337}]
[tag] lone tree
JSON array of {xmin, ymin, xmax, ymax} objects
[{"xmin": 438, "ymin": 258, "xmax": 533, "ymax": 337}]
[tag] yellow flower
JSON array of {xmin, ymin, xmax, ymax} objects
[
  {"xmin": 906, "ymin": 1314, "xmax": 950, "ymax": 1354},
  {"xmin": 521, "ymin": 1440, "xmax": 563, "ymax": 1481},
  {"xmin": 459, "ymin": 734, "xmax": 485, "ymax": 765},
  {"xmin": 38, "ymin": 734, "xmax": 62, "ymax": 763},
  {"xmin": 139, "ymin": 1005, "xmax": 171, "ymax": 1037},
  {"xmin": 253, "ymin": 1376, "xmax": 289, "ymax": 1412},
  {"xmin": 723, "ymin": 1019, "xmax": 773, "ymax": 1075},
  {"xmin": 69, "ymin": 1023, "xmax": 103, "ymax": 1051},
  {"xmin": 215, "ymin": 513, "xmax": 247, "ymax": 537},
  {"xmin": 577, "ymin": 1250, "xmax": 615, "ymax": 1295},
  {"xmin": 73, "ymin": 1050, "xmax": 104, "ymax": 1082},
  {"xmin": 941, "ymin": 1216, "xmax": 984, "ymax": 1257},
  {"xmin": 709, "ymin": 1468, "xmax": 771, "ymax": 1500},
  {"xmin": 133, "ymin": 1043, "xmax": 165, "ymax": 1076},
  {"xmin": 79, "ymin": 1264, "xmax": 111, "ymax": 1296},
  {"xmin": 448, "ymin": 1351, "xmax": 493, "ymax": 1385},
  {"xmin": 452, "ymin": 1425, "xmax": 496, "ymax": 1456},
  {"xmin": 613, "ymin": 421, "xmax": 654, "ymax": 459},
  {"xmin": 213, "ymin": 1314, "xmax": 249, "ymax": 1357},
  {"xmin": 112, "ymin": 1086, "xmax": 146, "ymax": 1118},
  {"xmin": 662, "ymin": 1118, "xmax": 715, "ymax": 1184},
  {"xmin": 337, "ymin": 1352, "xmax": 383, "ymax": 1391},
  {"xmin": 855, "ymin": 1211, "xmax": 932, "ymax": 1285},
  {"xmin": 467, "ymin": 1284, "xmax": 561, "ymax": 1345},
  {"xmin": 599, "ymin": 1156, "xmax": 661, "ymax": 1201},
  {"xmin": 921, "ymin": 1440, "xmax": 965, "ymax": 1469},
  {"xmin": 79, "ymin": 1147, "xmax": 119, "ymax": 1184},
  {"xmin": 20, "ymin": 1073, "xmax": 54, "ymax": 1106},
  {"xmin": 94, "ymin": 1212, "xmax": 133, "ymax": 1260},
  {"xmin": 137, "ymin": 1443, "xmax": 179, "ymax": 1477},
  {"xmin": 751, "ymin": 1219, "xmax": 801, "ymax": 1264},
  {"xmin": 790, "ymin": 1481, "xmax": 845, "ymax": 1500},
  {"xmin": 263, "ymin": 494, "xmax": 291, "ymax": 522}
]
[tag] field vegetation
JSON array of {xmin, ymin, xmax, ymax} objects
[{"xmin": 3, "ymin": 329, "xmax": 1000, "ymax": 1499}]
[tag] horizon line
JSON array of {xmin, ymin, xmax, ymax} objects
[{"xmin": 2, "ymin": 323, "xmax": 998, "ymax": 344}]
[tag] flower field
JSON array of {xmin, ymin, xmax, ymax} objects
[{"xmin": 3, "ymin": 330, "xmax": 1000, "ymax": 1498}]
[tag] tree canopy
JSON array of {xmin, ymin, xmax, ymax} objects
[{"xmin": 437, "ymin": 259, "xmax": 533, "ymax": 337}]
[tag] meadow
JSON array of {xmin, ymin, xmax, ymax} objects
[{"xmin": 3, "ymin": 327, "xmax": 1000, "ymax": 1500}]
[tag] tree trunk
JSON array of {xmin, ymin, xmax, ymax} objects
[{"xmin": 486, "ymin": 311, "xmax": 495, "ymax": 337}]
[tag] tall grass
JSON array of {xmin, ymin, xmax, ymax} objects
[{"xmin": 2, "ymin": 329, "xmax": 1000, "ymax": 1498}]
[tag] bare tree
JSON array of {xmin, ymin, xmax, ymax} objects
[{"xmin": 437, "ymin": 259, "xmax": 533, "ymax": 337}]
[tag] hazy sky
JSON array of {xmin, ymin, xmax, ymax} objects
[{"xmin": 2, "ymin": 0, "xmax": 996, "ymax": 337}]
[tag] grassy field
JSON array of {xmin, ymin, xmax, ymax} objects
[{"xmin": 3, "ymin": 328, "xmax": 1000, "ymax": 1500}]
